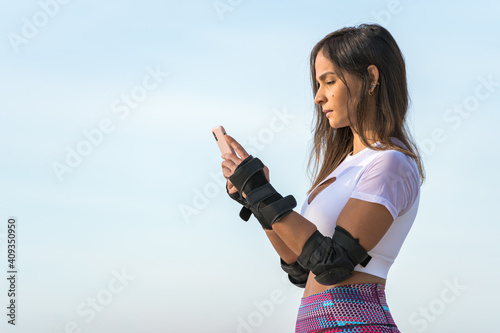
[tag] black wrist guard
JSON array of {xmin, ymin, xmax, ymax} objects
[
  {"xmin": 228, "ymin": 156, "xmax": 296, "ymax": 230},
  {"xmin": 226, "ymin": 183, "xmax": 253, "ymax": 221},
  {"xmin": 280, "ymin": 258, "xmax": 309, "ymax": 288},
  {"xmin": 225, "ymin": 155, "xmax": 256, "ymax": 222}
]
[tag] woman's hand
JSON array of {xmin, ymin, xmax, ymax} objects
[{"xmin": 221, "ymin": 135, "xmax": 270, "ymax": 198}]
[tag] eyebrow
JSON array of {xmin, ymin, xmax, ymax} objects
[{"xmin": 317, "ymin": 71, "xmax": 337, "ymax": 82}]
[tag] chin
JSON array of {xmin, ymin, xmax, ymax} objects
[{"xmin": 327, "ymin": 119, "xmax": 349, "ymax": 129}]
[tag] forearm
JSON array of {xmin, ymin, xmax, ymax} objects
[
  {"xmin": 272, "ymin": 210, "xmax": 318, "ymax": 256},
  {"xmin": 264, "ymin": 229, "xmax": 299, "ymax": 264}
]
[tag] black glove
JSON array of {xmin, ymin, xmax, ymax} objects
[
  {"xmin": 225, "ymin": 155, "xmax": 255, "ymax": 222},
  {"xmin": 228, "ymin": 155, "xmax": 296, "ymax": 230},
  {"xmin": 225, "ymin": 155, "xmax": 271, "ymax": 227},
  {"xmin": 226, "ymin": 180, "xmax": 253, "ymax": 221}
]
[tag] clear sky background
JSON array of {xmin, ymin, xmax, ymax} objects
[{"xmin": 0, "ymin": 1, "xmax": 498, "ymax": 332}]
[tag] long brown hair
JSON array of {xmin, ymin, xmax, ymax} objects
[{"xmin": 306, "ymin": 23, "xmax": 425, "ymax": 195}]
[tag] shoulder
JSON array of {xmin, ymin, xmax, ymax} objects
[
  {"xmin": 361, "ymin": 148, "xmax": 421, "ymax": 200},
  {"xmin": 355, "ymin": 148, "xmax": 420, "ymax": 218},
  {"xmin": 367, "ymin": 148, "xmax": 419, "ymax": 180}
]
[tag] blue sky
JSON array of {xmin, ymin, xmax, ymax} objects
[{"xmin": 0, "ymin": 1, "xmax": 499, "ymax": 332}]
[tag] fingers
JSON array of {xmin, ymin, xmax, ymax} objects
[
  {"xmin": 221, "ymin": 159, "xmax": 237, "ymax": 178},
  {"xmin": 224, "ymin": 135, "xmax": 249, "ymax": 160},
  {"xmin": 221, "ymin": 164, "xmax": 232, "ymax": 178},
  {"xmin": 220, "ymin": 135, "xmax": 251, "ymax": 191},
  {"xmin": 227, "ymin": 181, "xmax": 238, "ymax": 194},
  {"xmin": 222, "ymin": 168, "xmax": 231, "ymax": 178}
]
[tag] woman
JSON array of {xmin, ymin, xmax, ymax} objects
[{"xmin": 221, "ymin": 23, "xmax": 425, "ymax": 333}]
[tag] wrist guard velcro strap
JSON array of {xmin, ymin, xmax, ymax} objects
[
  {"xmin": 280, "ymin": 258, "xmax": 309, "ymax": 288},
  {"xmin": 245, "ymin": 183, "xmax": 297, "ymax": 227},
  {"xmin": 226, "ymin": 155, "xmax": 256, "ymax": 222},
  {"xmin": 229, "ymin": 156, "xmax": 296, "ymax": 230},
  {"xmin": 296, "ymin": 226, "xmax": 372, "ymax": 286},
  {"xmin": 226, "ymin": 182, "xmax": 253, "ymax": 221},
  {"xmin": 229, "ymin": 156, "xmax": 269, "ymax": 196}
]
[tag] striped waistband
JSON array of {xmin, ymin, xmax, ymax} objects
[{"xmin": 295, "ymin": 283, "xmax": 400, "ymax": 333}]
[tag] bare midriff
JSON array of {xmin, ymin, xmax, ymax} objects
[{"xmin": 303, "ymin": 271, "xmax": 386, "ymax": 298}]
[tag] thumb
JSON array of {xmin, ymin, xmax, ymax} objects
[
  {"xmin": 263, "ymin": 165, "xmax": 270, "ymax": 182},
  {"xmin": 227, "ymin": 180, "xmax": 237, "ymax": 193}
]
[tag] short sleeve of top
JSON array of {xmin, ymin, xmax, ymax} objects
[{"xmin": 350, "ymin": 150, "xmax": 420, "ymax": 220}]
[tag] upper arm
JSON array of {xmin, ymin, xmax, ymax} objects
[
  {"xmin": 335, "ymin": 151, "xmax": 420, "ymax": 251},
  {"xmin": 336, "ymin": 198, "xmax": 394, "ymax": 251}
]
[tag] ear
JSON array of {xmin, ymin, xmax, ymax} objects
[{"xmin": 367, "ymin": 65, "xmax": 379, "ymax": 86}]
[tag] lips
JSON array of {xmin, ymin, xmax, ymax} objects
[{"xmin": 323, "ymin": 109, "xmax": 332, "ymax": 117}]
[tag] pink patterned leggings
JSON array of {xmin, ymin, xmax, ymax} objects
[{"xmin": 295, "ymin": 283, "xmax": 401, "ymax": 333}]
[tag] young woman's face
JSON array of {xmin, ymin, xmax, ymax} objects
[{"xmin": 314, "ymin": 50, "xmax": 362, "ymax": 129}]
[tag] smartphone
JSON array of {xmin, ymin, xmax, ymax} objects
[{"xmin": 212, "ymin": 125, "xmax": 236, "ymax": 156}]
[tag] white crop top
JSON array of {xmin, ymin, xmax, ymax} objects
[{"xmin": 299, "ymin": 138, "xmax": 421, "ymax": 279}]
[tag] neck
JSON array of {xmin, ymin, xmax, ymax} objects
[{"xmin": 350, "ymin": 130, "xmax": 377, "ymax": 156}]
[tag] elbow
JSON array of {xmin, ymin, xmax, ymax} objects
[{"xmin": 296, "ymin": 227, "xmax": 372, "ymax": 286}]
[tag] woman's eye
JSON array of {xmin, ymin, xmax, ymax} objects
[{"xmin": 316, "ymin": 80, "xmax": 335, "ymax": 89}]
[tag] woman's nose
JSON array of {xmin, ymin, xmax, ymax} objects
[{"xmin": 314, "ymin": 89, "xmax": 326, "ymax": 105}]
